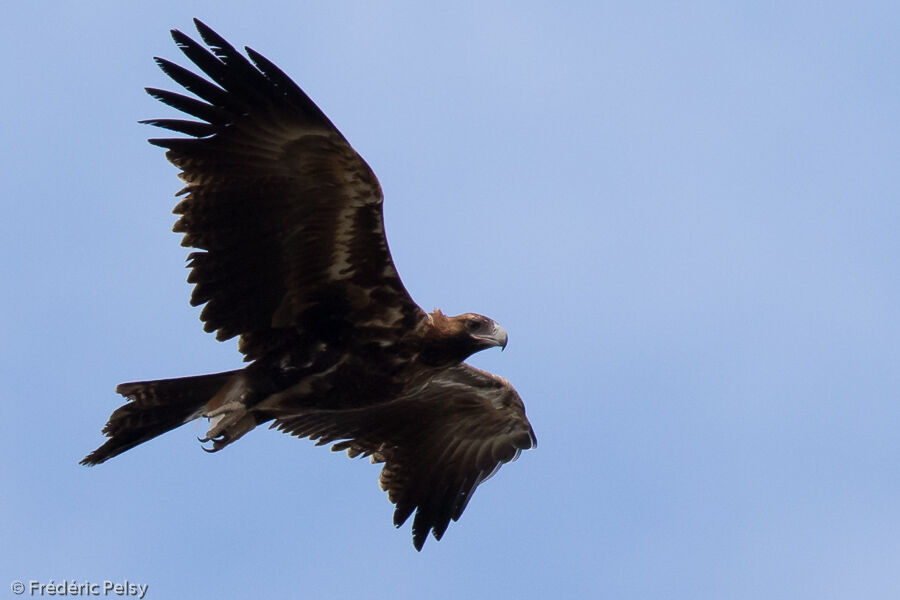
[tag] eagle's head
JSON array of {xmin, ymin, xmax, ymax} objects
[
  {"xmin": 456, "ymin": 312, "xmax": 508, "ymax": 351},
  {"xmin": 423, "ymin": 310, "xmax": 508, "ymax": 365}
]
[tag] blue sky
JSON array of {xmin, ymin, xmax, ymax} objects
[{"xmin": 2, "ymin": 2, "xmax": 899, "ymax": 598}]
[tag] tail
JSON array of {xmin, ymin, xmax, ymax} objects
[{"xmin": 80, "ymin": 370, "xmax": 241, "ymax": 466}]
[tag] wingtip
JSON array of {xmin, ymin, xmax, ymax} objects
[
  {"xmin": 170, "ymin": 28, "xmax": 193, "ymax": 48},
  {"xmin": 192, "ymin": 17, "xmax": 215, "ymax": 40},
  {"xmin": 152, "ymin": 56, "xmax": 177, "ymax": 75}
]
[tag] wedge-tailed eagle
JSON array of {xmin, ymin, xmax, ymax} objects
[{"xmin": 82, "ymin": 19, "xmax": 535, "ymax": 551}]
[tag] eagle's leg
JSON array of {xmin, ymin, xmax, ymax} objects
[
  {"xmin": 198, "ymin": 373, "xmax": 259, "ymax": 452},
  {"xmin": 200, "ymin": 400, "xmax": 245, "ymax": 439}
]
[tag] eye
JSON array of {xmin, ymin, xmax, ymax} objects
[{"xmin": 465, "ymin": 318, "xmax": 482, "ymax": 332}]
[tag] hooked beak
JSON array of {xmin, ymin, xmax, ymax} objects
[{"xmin": 477, "ymin": 323, "xmax": 508, "ymax": 351}]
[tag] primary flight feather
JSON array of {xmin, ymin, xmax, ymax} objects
[{"xmin": 82, "ymin": 18, "xmax": 535, "ymax": 551}]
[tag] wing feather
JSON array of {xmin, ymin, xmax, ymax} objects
[
  {"xmin": 145, "ymin": 88, "xmax": 231, "ymax": 124},
  {"xmin": 271, "ymin": 363, "xmax": 536, "ymax": 550},
  {"xmin": 145, "ymin": 19, "xmax": 422, "ymax": 359}
]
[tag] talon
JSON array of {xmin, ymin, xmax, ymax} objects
[
  {"xmin": 195, "ymin": 398, "xmax": 255, "ymax": 454},
  {"xmin": 198, "ymin": 432, "xmax": 228, "ymax": 443}
]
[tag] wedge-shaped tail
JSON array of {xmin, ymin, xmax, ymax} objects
[{"xmin": 81, "ymin": 370, "xmax": 240, "ymax": 465}]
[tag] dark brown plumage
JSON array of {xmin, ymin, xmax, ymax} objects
[{"xmin": 82, "ymin": 19, "xmax": 535, "ymax": 551}]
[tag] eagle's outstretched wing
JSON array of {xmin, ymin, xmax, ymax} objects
[
  {"xmin": 273, "ymin": 363, "xmax": 537, "ymax": 550},
  {"xmin": 145, "ymin": 19, "xmax": 423, "ymax": 361}
]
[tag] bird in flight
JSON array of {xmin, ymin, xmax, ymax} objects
[{"xmin": 82, "ymin": 19, "xmax": 535, "ymax": 550}]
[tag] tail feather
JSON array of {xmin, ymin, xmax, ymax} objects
[{"xmin": 81, "ymin": 370, "xmax": 240, "ymax": 466}]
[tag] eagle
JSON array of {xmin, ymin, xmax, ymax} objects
[{"xmin": 82, "ymin": 19, "xmax": 535, "ymax": 550}]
